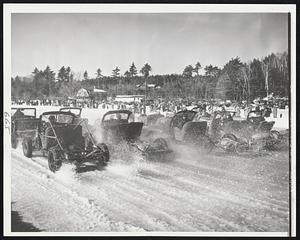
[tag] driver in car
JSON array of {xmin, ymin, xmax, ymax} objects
[
  {"xmin": 13, "ymin": 108, "xmax": 25, "ymax": 119},
  {"xmin": 116, "ymin": 113, "xmax": 122, "ymax": 121},
  {"xmin": 49, "ymin": 115, "xmax": 56, "ymax": 125}
]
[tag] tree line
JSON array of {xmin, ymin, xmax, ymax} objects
[{"xmin": 12, "ymin": 51, "xmax": 289, "ymax": 102}]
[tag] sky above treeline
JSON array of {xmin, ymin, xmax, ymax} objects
[{"xmin": 12, "ymin": 13, "xmax": 288, "ymax": 78}]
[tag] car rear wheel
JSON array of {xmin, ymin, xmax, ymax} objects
[
  {"xmin": 235, "ymin": 142, "xmax": 248, "ymax": 154},
  {"xmin": 11, "ymin": 133, "xmax": 17, "ymax": 149},
  {"xmin": 202, "ymin": 136, "xmax": 215, "ymax": 154},
  {"xmin": 270, "ymin": 130, "xmax": 281, "ymax": 140},
  {"xmin": 222, "ymin": 133, "xmax": 238, "ymax": 142},
  {"xmin": 22, "ymin": 138, "xmax": 33, "ymax": 158},
  {"xmin": 152, "ymin": 138, "xmax": 169, "ymax": 150},
  {"xmin": 220, "ymin": 135, "xmax": 237, "ymax": 153},
  {"xmin": 48, "ymin": 148, "xmax": 62, "ymax": 172}
]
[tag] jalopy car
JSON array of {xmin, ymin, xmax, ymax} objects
[
  {"xmin": 169, "ymin": 109, "xmax": 281, "ymax": 153},
  {"xmin": 22, "ymin": 111, "xmax": 109, "ymax": 172},
  {"xmin": 100, "ymin": 110, "xmax": 174, "ymax": 161},
  {"xmin": 213, "ymin": 109, "xmax": 281, "ymax": 152},
  {"xmin": 169, "ymin": 110, "xmax": 214, "ymax": 152},
  {"xmin": 11, "ymin": 108, "xmax": 40, "ymax": 149}
]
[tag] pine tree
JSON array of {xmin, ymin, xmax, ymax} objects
[{"xmin": 129, "ymin": 62, "xmax": 137, "ymax": 77}]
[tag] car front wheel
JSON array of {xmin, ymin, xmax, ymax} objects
[
  {"xmin": 11, "ymin": 133, "xmax": 18, "ymax": 149},
  {"xmin": 22, "ymin": 138, "xmax": 33, "ymax": 158},
  {"xmin": 48, "ymin": 147, "xmax": 62, "ymax": 172}
]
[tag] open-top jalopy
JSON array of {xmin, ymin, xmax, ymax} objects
[
  {"xmin": 100, "ymin": 110, "xmax": 174, "ymax": 161},
  {"xmin": 22, "ymin": 111, "xmax": 109, "ymax": 172},
  {"xmin": 169, "ymin": 109, "xmax": 282, "ymax": 153}
]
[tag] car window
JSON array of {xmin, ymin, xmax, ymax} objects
[
  {"xmin": 11, "ymin": 108, "xmax": 36, "ymax": 118},
  {"xmin": 57, "ymin": 114, "xmax": 74, "ymax": 123},
  {"xmin": 60, "ymin": 108, "xmax": 81, "ymax": 116},
  {"xmin": 248, "ymin": 111, "xmax": 262, "ymax": 118},
  {"xmin": 103, "ymin": 113, "xmax": 129, "ymax": 121},
  {"xmin": 128, "ymin": 113, "xmax": 135, "ymax": 123},
  {"xmin": 42, "ymin": 114, "xmax": 74, "ymax": 124}
]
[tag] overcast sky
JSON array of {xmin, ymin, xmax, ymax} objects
[{"xmin": 11, "ymin": 13, "xmax": 288, "ymax": 77}]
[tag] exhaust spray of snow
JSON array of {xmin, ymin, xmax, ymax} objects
[
  {"xmin": 54, "ymin": 164, "xmax": 79, "ymax": 185},
  {"xmin": 90, "ymin": 119, "xmax": 105, "ymax": 144}
]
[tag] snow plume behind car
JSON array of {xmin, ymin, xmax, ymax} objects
[
  {"xmin": 54, "ymin": 164, "xmax": 79, "ymax": 185},
  {"xmin": 90, "ymin": 120, "xmax": 105, "ymax": 144}
]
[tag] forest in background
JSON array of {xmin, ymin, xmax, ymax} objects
[{"xmin": 11, "ymin": 51, "xmax": 289, "ymax": 102}]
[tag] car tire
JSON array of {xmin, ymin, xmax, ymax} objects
[
  {"xmin": 152, "ymin": 137, "xmax": 169, "ymax": 150},
  {"xmin": 22, "ymin": 138, "xmax": 33, "ymax": 158},
  {"xmin": 203, "ymin": 136, "xmax": 215, "ymax": 154},
  {"xmin": 48, "ymin": 147, "xmax": 62, "ymax": 172},
  {"xmin": 270, "ymin": 130, "xmax": 281, "ymax": 140},
  {"xmin": 222, "ymin": 133, "xmax": 238, "ymax": 142},
  {"xmin": 11, "ymin": 133, "xmax": 17, "ymax": 149},
  {"xmin": 235, "ymin": 142, "xmax": 248, "ymax": 154}
]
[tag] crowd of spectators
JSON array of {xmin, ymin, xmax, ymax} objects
[{"xmin": 12, "ymin": 95, "xmax": 289, "ymax": 119}]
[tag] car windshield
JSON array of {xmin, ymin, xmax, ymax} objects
[
  {"xmin": 174, "ymin": 111, "xmax": 196, "ymax": 123},
  {"xmin": 42, "ymin": 113, "xmax": 74, "ymax": 124},
  {"xmin": 60, "ymin": 108, "xmax": 81, "ymax": 116},
  {"xmin": 103, "ymin": 113, "xmax": 129, "ymax": 121},
  {"xmin": 11, "ymin": 108, "xmax": 36, "ymax": 118}
]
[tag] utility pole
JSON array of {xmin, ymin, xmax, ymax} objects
[
  {"xmin": 143, "ymin": 77, "xmax": 147, "ymax": 115},
  {"xmin": 265, "ymin": 64, "xmax": 269, "ymax": 97}
]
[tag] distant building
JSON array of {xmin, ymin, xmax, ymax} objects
[
  {"xmin": 136, "ymin": 82, "xmax": 161, "ymax": 90},
  {"xmin": 76, "ymin": 88, "xmax": 91, "ymax": 105},
  {"xmin": 76, "ymin": 88, "xmax": 90, "ymax": 98},
  {"xmin": 115, "ymin": 95, "xmax": 144, "ymax": 103},
  {"xmin": 93, "ymin": 87, "xmax": 107, "ymax": 101}
]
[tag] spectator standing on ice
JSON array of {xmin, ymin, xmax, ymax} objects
[{"xmin": 273, "ymin": 104, "xmax": 278, "ymax": 118}]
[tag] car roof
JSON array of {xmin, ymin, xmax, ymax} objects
[
  {"xmin": 102, "ymin": 110, "xmax": 133, "ymax": 121},
  {"xmin": 60, "ymin": 107, "xmax": 82, "ymax": 111},
  {"xmin": 248, "ymin": 110, "xmax": 262, "ymax": 114},
  {"xmin": 103, "ymin": 110, "xmax": 133, "ymax": 116},
  {"xmin": 11, "ymin": 107, "xmax": 36, "ymax": 110},
  {"xmin": 41, "ymin": 111, "xmax": 76, "ymax": 117},
  {"xmin": 175, "ymin": 110, "xmax": 198, "ymax": 115}
]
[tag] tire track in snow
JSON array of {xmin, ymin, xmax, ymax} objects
[
  {"xmin": 77, "ymin": 163, "xmax": 251, "ymax": 231},
  {"xmin": 11, "ymin": 151, "xmax": 145, "ymax": 232},
  {"xmin": 11, "ymin": 146, "xmax": 289, "ymax": 232}
]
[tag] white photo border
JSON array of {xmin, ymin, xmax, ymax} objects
[{"xmin": 3, "ymin": 3, "xmax": 296, "ymax": 237}]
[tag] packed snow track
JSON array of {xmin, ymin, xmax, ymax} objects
[{"xmin": 11, "ymin": 144, "xmax": 289, "ymax": 232}]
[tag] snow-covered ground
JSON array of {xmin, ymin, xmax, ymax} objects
[
  {"xmin": 10, "ymin": 105, "xmax": 290, "ymax": 233},
  {"xmin": 11, "ymin": 145, "xmax": 289, "ymax": 233}
]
